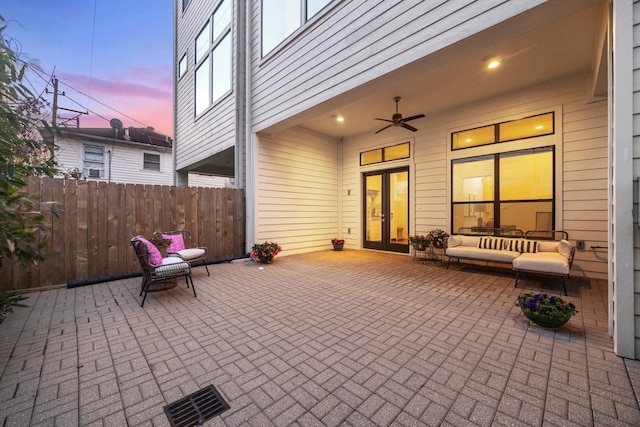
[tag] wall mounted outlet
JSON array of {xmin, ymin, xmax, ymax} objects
[{"xmin": 576, "ymin": 240, "xmax": 585, "ymax": 250}]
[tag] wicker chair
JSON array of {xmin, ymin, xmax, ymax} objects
[
  {"xmin": 153, "ymin": 230, "xmax": 209, "ymax": 276},
  {"xmin": 130, "ymin": 236, "xmax": 196, "ymax": 307}
]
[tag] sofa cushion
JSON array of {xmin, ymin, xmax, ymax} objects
[
  {"xmin": 512, "ymin": 252, "xmax": 570, "ymax": 275},
  {"xmin": 460, "ymin": 235, "xmax": 480, "ymax": 247},
  {"xmin": 537, "ymin": 241, "xmax": 558, "ymax": 253},
  {"xmin": 448, "ymin": 235, "xmax": 462, "ymax": 248},
  {"xmin": 478, "ymin": 237, "xmax": 504, "ymax": 250},
  {"xmin": 446, "ymin": 246, "xmax": 521, "ymax": 263}
]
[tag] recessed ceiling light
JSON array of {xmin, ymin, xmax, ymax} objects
[
  {"xmin": 487, "ymin": 60, "xmax": 500, "ymax": 69},
  {"xmin": 336, "ymin": 116, "xmax": 344, "ymax": 122}
]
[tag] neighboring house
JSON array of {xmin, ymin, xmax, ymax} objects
[
  {"xmin": 42, "ymin": 126, "xmax": 174, "ymax": 185},
  {"xmin": 174, "ymin": 1, "xmax": 639, "ymax": 358},
  {"xmin": 41, "ymin": 126, "xmax": 229, "ymax": 187}
]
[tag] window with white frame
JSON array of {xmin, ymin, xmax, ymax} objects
[
  {"xmin": 262, "ymin": 0, "xmax": 332, "ymax": 56},
  {"xmin": 84, "ymin": 145, "xmax": 104, "ymax": 178},
  {"xmin": 178, "ymin": 53, "xmax": 188, "ymax": 79},
  {"xmin": 195, "ymin": 0, "xmax": 232, "ymax": 116},
  {"xmin": 143, "ymin": 153, "xmax": 161, "ymax": 171}
]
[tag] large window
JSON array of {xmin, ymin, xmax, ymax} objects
[
  {"xmin": 451, "ymin": 147, "xmax": 554, "ymax": 233},
  {"xmin": 84, "ymin": 145, "xmax": 105, "ymax": 179},
  {"xmin": 262, "ymin": 0, "xmax": 331, "ymax": 56},
  {"xmin": 195, "ymin": 0, "xmax": 232, "ymax": 116}
]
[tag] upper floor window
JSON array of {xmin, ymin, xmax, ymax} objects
[
  {"xmin": 143, "ymin": 153, "xmax": 161, "ymax": 171},
  {"xmin": 195, "ymin": 0, "xmax": 232, "ymax": 116},
  {"xmin": 262, "ymin": 0, "xmax": 331, "ymax": 56},
  {"xmin": 84, "ymin": 145, "xmax": 104, "ymax": 178},
  {"xmin": 183, "ymin": 0, "xmax": 190, "ymax": 12},
  {"xmin": 178, "ymin": 53, "xmax": 188, "ymax": 79}
]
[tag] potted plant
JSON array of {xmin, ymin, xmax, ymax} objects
[
  {"xmin": 409, "ymin": 234, "xmax": 429, "ymax": 251},
  {"xmin": 515, "ymin": 293, "xmax": 577, "ymax": 330},
  {"xmin": 331, "ymin": 238, "xmax": 345, "ymax": 251},
  {"xmin": 426, "ymin": 229, "xmax": 449, "ymax": 249},
  {"xmin": 251, "ymin": 241, "xmax": 281, "ymax": 264},
  {"xmin": 149, "ymin": 236, "xmax": 171, "ymax": 257}
]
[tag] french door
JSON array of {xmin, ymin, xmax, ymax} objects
[{"xmin": 363, "ymin": 167, "xmax": 409, "ymax": 253}]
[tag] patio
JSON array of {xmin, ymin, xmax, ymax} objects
[{"xmin": 1, "ymin": 250, "xmax": 639, "ymax": 426}]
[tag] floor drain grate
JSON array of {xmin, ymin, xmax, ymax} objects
[{"xmin": 164, "ymin": 384, "xmax": 230, "ymax": 427}]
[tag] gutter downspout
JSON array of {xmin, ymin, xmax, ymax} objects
[
  {"xmin": 172, "ymin": 0, "xmax": 178, "ymax": 186},
  {"xmin": 244, "ymin": 0, "xmax": 255, "ymax": 252}
]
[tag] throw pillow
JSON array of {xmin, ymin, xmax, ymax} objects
[
  {"xmin": 507, "ymin": 239, "xmax": 538, "ymax": 253},
  {"xmin": 163, "ymin": 233, "xmax": 186, "ymax": 253},
  {"xmin": 136, "ymin": 235, "xmax": 163, "ymax": 266},
  {"xmin": 558, "ymin": 239, "xmax": 574, "ymax": 258},
  {"xmin": 478, "ymin": 237, "xmax": 503, "ymax": 250}
]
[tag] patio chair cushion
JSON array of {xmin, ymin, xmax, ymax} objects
[
  {"xmin": 162, "ymin": 233, "xmax": 186, "ymax": 253},
  {"xmin": 174, "ymin": 248, "xmax": 206, "ymax": 261},
  {"xmin": 559, "ymin": 239, "xmax": 573, "ymax": 258},
  {"xmin": 135, "ymin": 235, "xmax": 163, "ymax": 266}
]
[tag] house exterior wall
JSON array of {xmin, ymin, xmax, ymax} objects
[
  {"xmin": 254, "ymin": 128, "xmax": 339, "ymax": 254},
  {"xmin": 55, "ymin": 138, "xmax": 174, "ymax": 185},
  {"xmin": 249, "ymin": 0, "xmax": 546, "ymax": 134},
  {"xmin": 175, "ymin": 0, "xmax": 238, "ymax": 172}
]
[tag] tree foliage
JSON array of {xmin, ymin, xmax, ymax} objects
[{"xmin": 0, "ymin": 15, "xmax": 58, "ymax": 268}]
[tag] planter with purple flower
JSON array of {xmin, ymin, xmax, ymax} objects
[{"xmin": 515, "ymin": 293, "xmax": 577, "ymax": 330}]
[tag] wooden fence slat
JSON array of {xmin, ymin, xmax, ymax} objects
[{"xmin": 0, "ymin": 177, "xmax": 245, "ymax": 291}]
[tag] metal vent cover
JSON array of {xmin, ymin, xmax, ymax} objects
[{"xmin": 164, "ymin": 384, "xmax": 230, "ymax": 427}]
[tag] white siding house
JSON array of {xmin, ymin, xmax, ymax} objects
[
  {"xmin": 175, "ymin": 0, "xmax": 640, "ymax": 358},
  {"xmin": 44, "ymin": 127, "xmax": 175, "ymax": 185}
]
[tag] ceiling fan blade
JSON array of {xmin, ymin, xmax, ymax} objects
[
  {"xmin": 401, "ymin": 123, "xmax": 418, "ymax": 132},
  {"xmin": 402, "ymin": 114, "xmax": 426, "ymax": 122},
  {"xmin": 375, "ymin": 125, "xmax": 392, "ymax": 134},
  {"xmin": 374, "ymin": 118, "xmax": 394, "ymax": 123}
]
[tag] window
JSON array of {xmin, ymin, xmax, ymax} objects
[
  {"xmin": 182, "ymin": 0, "xmax": 190, "ymax": 12},
  {"xmin": 360, "ymin": 142, "xmax": 410, "ymax": 166},
  {"xmin": 452, "ymin": 112, "xmax": 554, "ymax": 150},
  {"xmin": 262, "ymin": 0, "xmax": 332, "ymax": 56},
  {"xmin": 178, "ymin": 53, "xmax": 187, "ymax": 78},
  {"xmin": 194, "ymin": 0, "xmax": 232, "ymax": 116},
  {"xmin": 143, "ymin": 153, "xmax": 161, "ymax": 171},
  {"xmin": 451, "ymin": 147, "xmax": 554, "ymax": 233},
  {"xmin": 84, "ymin": 145, "xmax": 104, "ymax": 178}
]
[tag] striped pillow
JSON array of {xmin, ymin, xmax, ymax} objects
[
  {"xmin": 508, "ymin": 239, "xmax": 538, "ymax": 253},
  {"xmin": 477, "ymin": 237, "xmax": 504, "ymax": 250}
]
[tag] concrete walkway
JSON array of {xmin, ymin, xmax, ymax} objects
[{"xmin": 1, "ymin": 250, "xmax": 639, "ymax": 426}]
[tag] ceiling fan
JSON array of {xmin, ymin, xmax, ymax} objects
[{"xmin": 374, "ymin": 97, "xmax": 425, "ymax": 134}]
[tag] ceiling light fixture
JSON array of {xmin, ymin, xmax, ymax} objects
[
  {"xmin": 336, "ymin": 116, "xmax": 344, "ymax": 122},
  {"xmin": 487, "ymin": 60, "xmax": 500, "ymax": 69}
]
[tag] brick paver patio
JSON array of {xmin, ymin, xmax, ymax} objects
[{"xmin": 1, "ymin": 250, "xmax": 639, "ymax": 426}]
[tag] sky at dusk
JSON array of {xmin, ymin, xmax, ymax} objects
[{"xmin": 2, "ymin": 1, "xmax": 174, "ymax": 136}]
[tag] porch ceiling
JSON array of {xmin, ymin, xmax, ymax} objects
[{"xmin": 285, "ymin": 0, "xmax": 607, "ymax": 139}]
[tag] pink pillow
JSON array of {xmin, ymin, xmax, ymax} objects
[
  {"xmin": 163, "ymin": 233, "xmax": 186, "ymax": 253},
  {"xmin": 135, "ymin": 235, "xmax": 163, "ymax": 266}
]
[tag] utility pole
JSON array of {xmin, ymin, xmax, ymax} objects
[{"xmin": 52, "ymin": 78, "xmax": 58, "ymax": 126}]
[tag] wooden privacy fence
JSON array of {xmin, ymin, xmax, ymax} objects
[{"xmin": 0, "ymin": 176, "xmax": 245, "ymax": 292}]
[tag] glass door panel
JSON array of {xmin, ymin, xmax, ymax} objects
[{"xmin": 363, "ymin": 168, "xmax": 409, "ymax": 253}]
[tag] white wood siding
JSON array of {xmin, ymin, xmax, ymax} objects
[
  {"xmin": 55, "ymin": 139, "xmax": 173, "ymax": 185},
  {"xmin": 255, "ymin": 128, "xmax": 339, "ymax": 254},
  {"xmin": 249, "ymin": 0, "xmax": 546, "ymax": 133},
  {"xmin": 631, "ymin": 0, "xmax": 640, "ymax": 358},
  {"xmin": 341, "ymin": 75, "xmax": 608, "ymax": 279},
  {"xmin": 175, "ymin": 0, "xmax": 237, "ymax": 171}
]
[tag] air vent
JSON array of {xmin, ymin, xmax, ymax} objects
[{"xmin": 164, "ymin": 384, "xmax": 230, "ymax": 427}]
